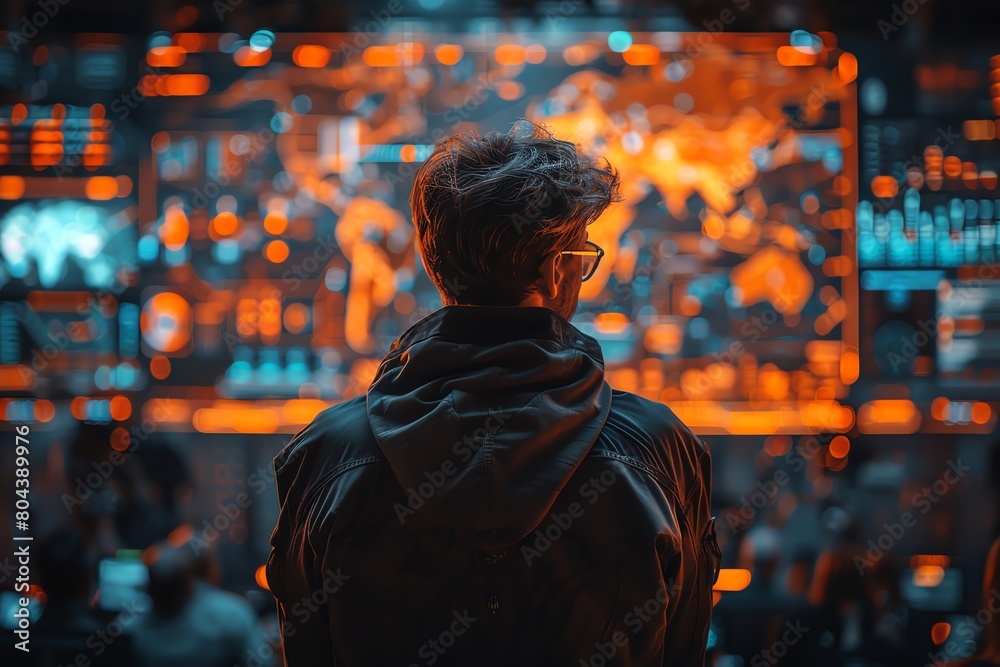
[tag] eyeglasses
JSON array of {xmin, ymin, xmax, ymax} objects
[{"xmin": 560, "ymin": 240, "xmax": 605, "ymax": 282}]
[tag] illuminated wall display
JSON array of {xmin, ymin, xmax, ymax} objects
[{"xmin": 0, "ymin": 31, "xmax": 997, "ymax": 439}]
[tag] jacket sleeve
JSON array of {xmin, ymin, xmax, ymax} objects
[
  {"xmin": 662, "ymin": 439, "xmax": 719, "ymax": 667},
  {"xmin": 691, "ymin": 443, "xmax": 720, "ymax": 664},
  {"xmin": 265, "ymin": 440, "xmax": 338, "ymax": 666}
]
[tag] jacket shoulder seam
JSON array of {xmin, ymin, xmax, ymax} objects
[
  {"xmin": 586, "ymin": 450, "xmax": 686, "ymax": 515},
  {"xmin": 683, "ymin": 444, "xmax": 711, "ymax": 508},
  {"xmin": 297, "ymin": 454, "xmax": 384, "ymax": 522}
]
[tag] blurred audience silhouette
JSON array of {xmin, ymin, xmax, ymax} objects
[
  {"xmin": 947, "ymin": 536, "xmax": 1000, "ymax": 667},
  {"xmin": 131, "ymin": 537, "xmax": 266, "ymax": 667},
  {"xmin": 22, "ymin": 525, "xmax": 134, "ymax": 666}
]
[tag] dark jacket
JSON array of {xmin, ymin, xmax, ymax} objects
[{"xmin": 266, "ymin": 305, "xmax": 719, "ymax": 666}]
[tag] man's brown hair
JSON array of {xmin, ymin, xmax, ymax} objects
[{"xmin": 409, "ymin": 119, "xmax": 621, "ymax": 306}]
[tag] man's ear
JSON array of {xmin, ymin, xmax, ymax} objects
[{"xmin": 535, "ymin": 251, "xmax": 561, "ymax": 299}]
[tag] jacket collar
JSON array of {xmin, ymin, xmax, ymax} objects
[{"xmin": 381, "ymin": 304, "xmax": 605, "ymax": 365}]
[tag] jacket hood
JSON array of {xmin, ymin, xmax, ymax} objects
[{"xmin": 366, "ymin": 305, "xmax": 612, "ymax": 552}]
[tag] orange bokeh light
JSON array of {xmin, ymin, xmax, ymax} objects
[
  {"xmin": 777, "ymin": 46, "xmax": 817, "ymax": 66},
  {"xmin": 263, "ymin": 212, "xmax": 288, "ymax": 235},
  {"xmin": 150, "ymin": 355, "xmax": 172, "ymax": 380},
  {"xmin": 150, "ymin": 74, "xmax": 211, "ymax": 96},
  {"xmin": 915, "ymin": 565, "xmax": 946, "ymax": 588},
  {"xmin": 234, "ymin": 47, "xmax": 271, "ymax": 67},
  {"xmin": 870, "ymin": 176, "xmax": 898, "ymax": 198},
  {"xmin": 109, "ymin": 395, "xmax": 132, "ymax": 421},
  {"xmin": 679, "ymin": 295, "xmax": 702, "ymax": 317},
  {"xmin": 714, "ymin": 569, "xmax": 752, "ymax": 592},
  {"xmin": 525, "ymin": 45, "xmax": 547, "ymax": 64},
  {"xmin": 147, "ymin": 45, "xmax": 187, "ymax": 68},
  {"xmin": 293, "ymin": 45, "xmax": 330, "ymax": 68},
  {"xmin": 400, "ymin": 144, "xmax": 417, "ymax": 163},
  {"xmin": 111, "ymin": 427, "xmax": 131, "ymax": 451},
  {"xmin": 623, "ymin": 44, "xmax": 660, "ymax": 66},
  {"xmin": 141, "ymin": 292, "xmax": 193, "ymax": 353},
  {"xmin": 160, "ymin": 206, "xmax": 190, "ymax": 250},
  {"xmin": 858, "ymin": 400, "xmax": 921, "ymax": 434},
  {"xmin": 266, "ymin": 240, "xmax": 290, "ymax": 263},
  {"xmin": 174, "ymin": 5, "xmax": 198, "ymax": 27},
  {"xmin": 176, "ymin": 33, "xmax": 205, "ymax": 52},
  {"xmin": 213, "ymin": 211, "xmax": 239, "ymax": 236},
  {"xmin": 495, "ymin": 44, "xmax": 526, "ymax": 66},
  {"xmin": 840, "ymin": 350, "xmax": 860, "ymax": 384},
  {"xmin": 435, "ymin": 44, "xmax": 463, "ymax": 66},
  {"xmin": 972, "ymin": 402, "xmax": 992, "ymax": 424},
  {"xmin": 85, "ymin": 176, "xmax": 119, "ymax": 200},
  {"xmin": 12, "ymin": 103, "xmax": 28, "ymax": 125},
  {"xmin": 930, "ymin": 622, "xmax": 951, "ymax": 645},
  {"xmin": 838, "ymin": 52, "xmax": 858, "ymax": 83},
  {"xmin": 283, "ymin": 303, "xmax": 311, "ymax": 334},
  {"xmin": 828, "ymin": 435, "xmax": 850, "ymax": 458},
  {"xmin": 0, "ymin": 176, "xmax": 26, "ymax": 199}
]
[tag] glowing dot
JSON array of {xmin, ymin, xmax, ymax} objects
[
  {"xmin": 32, "ymin": 400, "xmax": 54, "ymax": 422},
  {"xmin": 435, "ymin": 44, "xmax": 463, "ymax": 66},
  {"xmin": 801, "ymin": 193, "xmax": 820, "ymax": 214},
  {"xmin": 608, "ymin": 31, "xmax": 633, "ymax": 53},
  {"xmin": 494, "ymin": 44, "xmax": 525, "ymax": 66},
  {"xmin": 263, "ymin": 213, "xmax": 288, "ymax": 235},
  {"xmin": 972, "ymin": 402, "xmax": 991, "ymax": 424},
  {"xmin": 109, "ymin": 396, "xmax": 132, "ymax": 421},
  {"xmin": 765, "ymin": 436, "xmax": 791, "ymax": 456},
  {"xmin": 790, "ymin": 30, "xmax": 822, "ymax": 54},
  {"xmin": 680, "ymin": 295, "xmax": 702, "ymax": 316},
  {"xmin": 150, "ymin": 355, "xmax": 171, "ymax": 380},
  {"xmin": 152, "ymin": 131, "xmax": 171, "ymax": 153},
  {"xmin": 177, "ymin": 33, "xmax": 205, "ymax": 51},
  {"xmin": 497, "ymin": 81, "xmax": 523, "ymax": 101},
  {"xmin": 12, "ymin": 103, "xmax": 28, "ymax": 125},
  {"xmin": 0, "ymin": 176, "xmax": 26, "ymax": 199},
  {"xmin": 829, "ymin": 436, "xmax": 850, "ymax": 458},
  {"xmin": 160, "ymin": 206, "xmax": 189, "ymax": 250},
  {"xmin": 525, "ymin": 44, "xmax": 546, "ymax": 64},
  {"xmin": 266, "ymin": 240, "xmax": 289, "ymax": 263},
  {"xmin": 930, "ymin": 397, "xmax": 950, "ymax": 421},
  {"xmin": 838, "ymin": 52, "xmax": 858, "ymax": 83},
  {"xmin": 111, "ymin": 427, "xmax": 131, "ymax": 451},
  {"xmin": 213, "ymin": 211, "xmax": 238, "ymax": 236},
  {"xmin": 283, "ymin": 303, "xmax": 311, "ymax": 333},
  {"xmin": 944, "ymin": 156, "xmax": 962, "ymax": 178},
  {"xmin": 175, "ymin": 5, "xmax": 198, "ymax": 27},
  {"xmin": 249, "ymin": 30, "xmax": 275, "ymax": 52},
  {"xmin": 871, "ymin": 176, "xmax": 898, "ymax": 198},
  {"xmin": 292, "ymin": 45, "xmax": 330, "ymax": 68}
]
